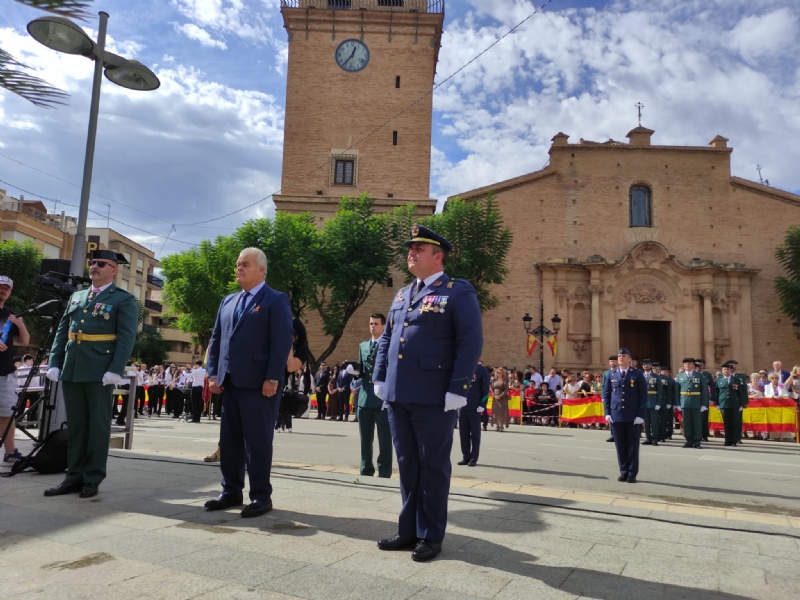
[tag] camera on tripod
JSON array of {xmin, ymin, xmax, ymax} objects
[{"xmin": 30, "ymin": 259, "xmax": 91, "ymax": 317}]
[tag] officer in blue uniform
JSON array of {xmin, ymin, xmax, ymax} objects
[
  {"xmin": 602, "ymin": 348, "xmax": 647, "ymax": 483},
  {"xmin": 373, "ymin": 225, "xmax": 483, "ymax": 562},
  {"xmin": 458, "ymin": 363, "xmax": 490, "ymax": 467}
]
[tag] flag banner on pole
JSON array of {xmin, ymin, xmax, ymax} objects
[
  {"xmin": 708, "ymin": 398, "xmax": 797, "ymax": 433},
  {"xmin": 485, "ymin": 388, "xmax": 522, "ymax": 418},
  {"xmin": 559, "ymin": 396, "xmax": 606, "ymax": 424},
  {"xmin": 546, "ymin": 334, "xmax": 557, "ymax": 356},
  {"xmin": 526, "ymin": 334, "xmax": 539, "ymax": 356}
]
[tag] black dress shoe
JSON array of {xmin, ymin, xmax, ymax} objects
[
  {"xmin": 468, "ymin": 460, "xmax": 477, "ymax": 467},
  {"xmin": 44, "ymin": 481, "xmax": 82, "ymax": 497},
  {"xmin": 652, "ymin": 441, "xmax": 658, "ymax": 446},
  {"xmin": 377, "ymin": 535, "xmax": 418, "ymax": 551},
  {"xmin": 617, "ymin": 475, "xmax": 628, "ymax": 482},
  {"xmin": 693, "ymin": 444, "xmax": 702, "ymax": 449},
  {"xmin": 79, "ymin": 483, "xmax": 99, "ymax": 498},
  {"xmin": 627, "ymin": 476, "xmax": 637, "ymax": 484},
  {"xmin": 412, "ymin": 539, "xmax": 442, "ymax": 562},
  {"xmin": 642, "ymin": 440, "xmax": 653, "ymax": 445},
  {"xmin": 682, "ymin": 443, "xmax": 692, "ymax": 448},
  {"xmin": 457, "ymin": 459, "xmax": 469, "ymax": 466},
  {"xmin": 702, "ymin": 437, "xmax": 709, "ymax": 442},
  {"xmin": 204, "ymin": 494, "xmax": 244, "ymax": 511},
  {"xmin": 606, "ymin": 437, "xmax": 615, "ymax": 442},
  {"xmin": 241, "ymin": 500, "xmax": 272, "ymax": 518}
]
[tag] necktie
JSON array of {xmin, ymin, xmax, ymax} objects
[
  {"xmin": 411, "ymin": 280, "xmax": 422, "ymax": 301},
  {"xmin": 233, "ymin": 291, "xmax": 250, "ymax": 328},
  {"xmin": 88, "ymin": 287, "xmax": 100, "ymax": 300}
]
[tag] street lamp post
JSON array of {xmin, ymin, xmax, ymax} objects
[
  {"xmin": 522, "ymin": 307, "xmax": 561, "ymax": 377},
  {"xmin": 27, "ymin": 12, "xmax": 160, "ymax": 277}
]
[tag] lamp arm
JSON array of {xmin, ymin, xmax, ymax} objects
[{"xmin": 97, "ymin": 49, "xmax": 126, "ymax": 68}]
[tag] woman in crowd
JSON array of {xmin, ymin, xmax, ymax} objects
[
  {"xmin": 327, "ymin": 364, "xmax": 341, "ymax": 420},
  {"xmin": 276, "ymin": 318, "xmax": 309, "ymax": 433},
  {"xmin": 491, "ymin": 367, "xmax": 510, "ymax": 432},
  {"xmin": 756, "ymin": 371, "xmax": 769, "ymax": 393},
  {"xmin": 163, "ymin": 364, "xmax": 176, "ymax": 416},
  {"xmin": 150, "ymin": 365, "xmax": 165, "ymax": 417},
  {"xmin": 536, "ymin": 381, "xmax": 558, "ymax": 426},
  {"xmin": 591, "ymin": 372, "xmax": 604, "ymax": 395},
  {"xmin": 785, "ymin": 366, "xmax": 800, "ymax": 400},
  {"xmin": 764, "ymin": 372, "xmax": 791, "ymax": 441},
  {"xmin": 508, "ymin": 370, "xmax": 524, "ymax": 424}
]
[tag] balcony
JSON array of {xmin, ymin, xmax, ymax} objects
[
  {"xmin": 142, "ymin": 323, "xmax": 161, "ymax": 334},
  {"xmin": 147, "ymin": 274, "xmax": 164, "ymax": 288},
  {"xmin": 280, "ymin": 0, "xmax": 444, "ymax": 13},
  {"xmin": 144, "ymin": 299, "xmax": 163, "ymax": 313}
]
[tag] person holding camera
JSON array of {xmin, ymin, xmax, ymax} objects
[
  {"xmin": 0, "ymin": 275, "xmax": 30, "ymax": 470},
  {"xmin": 44, "ymin": 251, "xmax": 138, "ymax": 498}
]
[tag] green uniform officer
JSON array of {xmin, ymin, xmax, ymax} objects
[
  {"xmin": 675, "ymin": 358, "xmax": 709, "ymax": 449},
  {"xmin": 726, "ymin": 360, "xmax": 748, "ymax": 444},
  {"xmin": 348, "ymin": 314, "xmax": 393, "ymax": 478},
  {"xmin": 642, "ymin": 360, "xmax": 663, "ymax": 446},
  {"xmin": 652, "ymin": 363, "xmax": 669, "ymax": 441},
  {"xmin": 661, "ymin": 367, "xmax": 676, "ymax": 440},
  {"xmin": 44, "ymin": 250, "xmax": 138, "ymax": 498},
  {"xmin": 696, "ymin": 359, "xmax": 716, "ymax": 442},
  {"xmin": 716, "ymin": 362, "xmax": 747, "ymax": 447}
]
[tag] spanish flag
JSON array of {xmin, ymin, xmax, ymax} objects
[
  {"xmin": 546, "ymin": 334, "xmax": 557, "ymax": 356},
  {"xmin": 526, "ymin": 334, "xmax": 539, "ymax": 356}
]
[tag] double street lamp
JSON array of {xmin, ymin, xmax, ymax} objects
[
  {"xmin": 523, "ymin": 309, "xmax": 561, "ymax": 377},
  {"xmin": 27, "ymin": 12, "xmax": 160, "ymax": 276}
]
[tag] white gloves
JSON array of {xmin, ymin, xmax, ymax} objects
[
  {"xmin": 373, "ymin": 381, "xmax": 384, "ymax": 400},
  {"xmin": 739, "ymin": 407, "xmax": 743, "ymax": 412},
  {"xmin": 102, "ymin": 372, "xmax": 122, "ymax": 386},
  {"xmin": 477, "ymin": 406, "xmax": 485, "ymax": 413},
  {"xmin": 633, "ymin": 417, "xmax": 644, "ymax": 425},
  {"xmin": 700, "ymin": 406, "xmax": 708, "ymax": 412},
  {"xmin": 666, "ymin": 405, "xmax": 672, "ymax": 409},
  {"xmin": 346, "ymin": 364, "xmax": 356, "ymax": 375},
  {"xmin": 382, "ymin": 401, "xmax": 389, "ymax": 411},
  {"xmin": 655, "ymin": 405, "xmax": 661, "ymax": 410},
  {"xmin": 605, "ymin": 415, "xmax": 613, "ymax": 424},
  {"xmin": 444, "ymin": 393, "xmax": 467, "ymax": 412},
  {"xmin": 46, "ymin": 367, "xmax": 60, "ymax": 382}
]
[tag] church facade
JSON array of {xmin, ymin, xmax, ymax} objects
[{"xmin": 453, "ymin": 128, "xmax": 800, "ymax": 374}]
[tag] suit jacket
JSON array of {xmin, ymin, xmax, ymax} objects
[
  {"xmin": 465, "ymin": 364, "xmax": 490, "ymax": 410},
  {"xmin": 374, "ymin": 273, "xmax": 483, "ymax": 405},
  {"xmin": 49, "ymin": 283, "xmax": 138, "ymax": 382},
  {"xmin": 206, "ymin": 283, "xmax": 293, "ymax": 389},
  {"xmin": 314, "ymin": 369, "xmax": 330, "ymax": 391},
  {"xmin": 356, "ymin": 339, "xmax": 382, "ymax": 409},
  {"xmin": 716, "ymin": 375, "xmax": 747, "ymax": 409},
  {"xmin": 643, "ymin": 370, "xmax": 664, "ymax": 408},
  {"xmin": 602, "ymin": 367, "xmax": 647, "ymax": 423}
]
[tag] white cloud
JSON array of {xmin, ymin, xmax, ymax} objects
[
  {"xmin": 729, "ymin": 7, "xmax": 798, "ymax": 63},
  {"xmin": 173, "ymin": 23, "xmax": 228, "ymax": 49}
]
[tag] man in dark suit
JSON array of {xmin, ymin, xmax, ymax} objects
[
  {"xmin": 458, "ymin": 363, "xmax": 490, "ymax": 467},
  {"xmin": 373, "ymin": 225, "xmax": 483, "ymax": 562},
  {"xmin": 337, "ymin": 364, "xmax": 354, "ymax": 421},
  {"xmin": 314, "ymin": 362, "xmax": 330, "ymax": 419},
  {"xmin": 717, "ymin": 362, "xmax": 745, "ymax": 447},
  {"xmin": 204, "ymin": 248, "xmax": 293, "ymax": 518},
  {"xmin": 603, "ymin": 348, "xmax": 647, "ymax": 483}
]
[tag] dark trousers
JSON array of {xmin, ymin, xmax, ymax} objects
[
  {"xmin": 458, "ymin": 408, "xmax": 482, "ymax": 463},
  {"xmin": 645, "ymin": 408, "xmax": 660, "ymax": 442},
  {"xmin": 341, "ymin": 391, "xmax": 351, "ymax": 419},
  {"xmin": 219, "ymin": 376, "xmax": 280, "ymax": 502},
  {"xmin": 316, "ymin": 390, "xmax": 327, "ymax": 418},
  {"xmin": 62, "ymin": 381, "xmax": 114, "ymax": 485},
  {"xmin": 149, "ymin": 385, "xmax": 164, "ymax": 415},
  {"xmin": 357, "ymin": 405, "xmax": 392, "ymax": 478},
  {"xmin": 701, "ymin": 408, "xmax": 710, "ymax": 438},
  {"xmin": 135, "ymin": 386, "xmax": 146, "ymax": 414},
  {"xmin": 666, "ymin": 406, "xmax": 674, "ymax": 438},
  {"xmin": 734, "ymin": 408, "xmax": 743, "ymax": 442},
  {"xmin": 480, "ymin": 408, "xmax": 489, "ymax": 429},
  {"xmin": 611, "ymin": 421, "xmax": 641, "ymax": 478},
  {"xmin": 165, "ymin": 388, "xmax": 176, "ymax": 415},
  {"xmin": 190, "ymin": 386, "xmax": 203, "ymax": 422},
  {"xmin": 658, "ymin": 406, "xmax": 669, "ymax": 440},
  {"xmin": 683, "ymin": 407, "xmax": 702, "ymax": 445},
  {"xmin": 721, "ymin": 407, "xmax": 737, "ymax": 445},
  {"xmin": 388, "ymin": 402, "xmax": 457, "ymax": 544},
  {"xmin": 211, "ymin": 393, "xmax": 222, "ymax": 417}
]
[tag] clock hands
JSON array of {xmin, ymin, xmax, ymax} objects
[{"xmin": 344, "ymin": 46, "xmax": 357, "ymax": 68}]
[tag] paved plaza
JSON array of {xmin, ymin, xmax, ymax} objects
[{"xmin": 1, "ymin": 417, "xmax": 799, "ymax": 600}]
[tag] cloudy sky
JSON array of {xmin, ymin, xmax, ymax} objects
[{"xmin": 1, "ymin": 0, "xmax": 798, "ymax": 258}]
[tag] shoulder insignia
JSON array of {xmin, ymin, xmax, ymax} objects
[
  {"xmin": 447, "ymin": 281, "xmax": 454, "ymax": 289},
  {"xmin": 433, "ymin": 280, "xmax": 442, "ymax": 287}
]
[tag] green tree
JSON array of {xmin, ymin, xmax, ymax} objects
[
  {"xmin": 0, "ymin": 240, "xmax": 42, "ymax": 314},
  {"xmin": 160, "ymin": 235, "xmax": 239, "ymax": 349},
  {"xmin": 310, "ymin": 194, "xmax": 394, "ymax": 364},
  {"xmin": 132, "ymin": 328, "xmax": 171, "ymax": 366},
  {"xmin": 1, "ymin": 1, "xmax": 93, "ymax": 108},
  {"xmin": 775, "ymin": 225, "xmax": 800, "ymax": 322}
]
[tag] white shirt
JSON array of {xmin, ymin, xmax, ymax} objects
[
  {"xmin": 237, "ymin": 281, "xmax": 265, "ymax": 313},
  {"xmin": 90, "ymin": 282, "xmax": 112, "ymax": 293},
  {"xmin": 765, "ymin": 383, "xmax": 785, "ymax": 398},
  {"xmin": 530, "ymin": 372, "xmax": 543, "ymax": 388},
  {"xmin": 191, "ymin": 367, "xmax": 206, "ymax": 387},
  {"xmin": 412, "ymin": 271, "xmax": 444, "ymax": 301}
]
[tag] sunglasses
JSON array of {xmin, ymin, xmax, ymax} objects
[{"xmin": 90, "ymin": 260, "xmax": 113, "ymax": 268}]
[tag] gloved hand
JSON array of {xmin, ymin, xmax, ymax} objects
[
  {"xmin": 444, "ymin": 393, "xmax": 467, "ymax": 412},
  {"xmin": 655, "ymin": 405, "xmax": 661, "ymax": 411},
  {"xmin": 605, "ymin": 415, "xmax": 612, "ymax": 424},
  {"xmin": 373, "ymin": 381, "xmax": 384, "ymax": 400},
  {"xmin": 382, "ymin": 401, "xmax": 389, "ymax": 411},
  {"xmin": 102, "ymin": 372, "xmax": 122, "ymax": 386},
  {"xmin": 739, "ymin": 407, "xmax": 743, "ymax": 412},
  {"xmin": 700, "ymin": 406, "xmax": 708, "ymax": 412},
  {"xmin": 46, "ymin": 367, "xmax": 60, "ymax": 382},
  {"xmin": 345, "ymin": 364, "xmax": 357, "ymax": 376},
  {"xmin": 477, "ymin": 406, "xmax": 485, "ymax": 413},
  {"xmin": 634, "ymin": 417, "xmax": 644, "ymax": 425},
  {"xmin": 666, "ymin": 404, "xmax": 672, "ymax": 409}
]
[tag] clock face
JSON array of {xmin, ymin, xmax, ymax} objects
[{"xmin": 335, "ymin": 39, "xmax": 370, "ymax": 73}]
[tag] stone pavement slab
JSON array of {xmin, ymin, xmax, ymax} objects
[{"xmin": 1, "ymin": 453, "xmax": 798, "ymax": 600}]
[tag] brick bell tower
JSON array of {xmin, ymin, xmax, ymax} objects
[{"xmin": 275, "ymin": 0, "xmax": 444, "ymax": 221}]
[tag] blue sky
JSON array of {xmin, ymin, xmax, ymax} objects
[{"xmin": 0, "ymin": 0, "xmax": 798, "ymax": 257}]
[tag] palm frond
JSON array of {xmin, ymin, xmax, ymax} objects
[
  {"xmin": 13, "ymin": 0, "xmax": 94, "ymax": 20},
  {"xmin": 0, "ymin": 48, "xmax": 68, "ymax": 108}
]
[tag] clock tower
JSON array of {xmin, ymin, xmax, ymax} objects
[{"xmin": 275, "ymin": 0, "xmax": 445, "ymax": 220}]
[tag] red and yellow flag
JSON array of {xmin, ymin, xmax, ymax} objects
[
  {"xmin": 526, "ymin": 334, "xmax": 539, "ymax": 356},
  {"xmin": 546, "ymin": 334, "xmax": 557, "ymax": 356}
]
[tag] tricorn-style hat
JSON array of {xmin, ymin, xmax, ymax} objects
[
  {"xmin": 405, "ymin": 224, "xmax": 453, "ymax": 252},
  {"xmin": 682, "ymin": 357, "xmax": 695, "ymax": 364},
  {"xmin": 91, "ymin": 249, "xmax": 128, "ymax": 264}
]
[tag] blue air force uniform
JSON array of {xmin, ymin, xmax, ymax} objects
[
  {"xmin": 459, "ymin": 364, "xmax": 490, "ymax": 465},
  {"xmin": 373, "ymin": 225, "xmax": 483, "ymax": 548},
  {"xmin": 602, "ymin": 349, "xmax": 648, "ymax": 481}
]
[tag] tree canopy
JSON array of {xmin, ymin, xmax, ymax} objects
[
  {"xmin": 0, "ymin": 240, "xmax": 42, "ymax": 315},
  {"xmin": 775, "ymin": 225, "xmax": 800, "ymax": 322}
]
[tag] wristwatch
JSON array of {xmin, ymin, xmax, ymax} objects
[{"xmin": 268, "ymin": 379, "xmax": 278, "ymax": 384}]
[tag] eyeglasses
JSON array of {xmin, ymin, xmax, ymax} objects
[{"xmin": 89, "ymin": 260, "xmax": 112, "ymax": 268}]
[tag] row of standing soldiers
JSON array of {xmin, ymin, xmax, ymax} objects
[{"xmin": 641, "ymin": 358, "xmax": 747, "ymax": 449}]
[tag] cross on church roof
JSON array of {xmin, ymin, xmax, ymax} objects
[{"xmin": 635, "ymin": 102, "xmax": 645, "ymax": 127}]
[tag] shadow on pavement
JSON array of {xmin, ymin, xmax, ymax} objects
[{"xmin": 477, "ymin": 463, "xmax": 609, "ymax": 480}]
